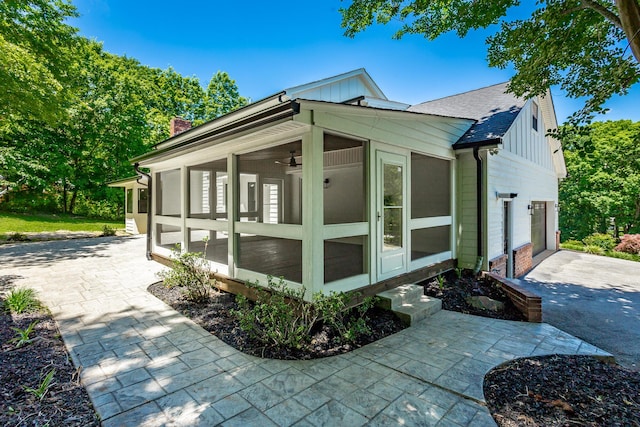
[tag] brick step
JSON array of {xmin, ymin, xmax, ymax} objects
[{"xmin": 377, "ymin": 284, "xmax": 442, "ymax": 325}]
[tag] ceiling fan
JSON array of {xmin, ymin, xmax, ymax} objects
[{"xmin": 275, "ymin": 150, "xmax": 302, "ymax": 167}]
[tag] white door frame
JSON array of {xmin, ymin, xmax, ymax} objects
[{"xmin": 375, "ymin": 150, "xmax": 408, "ymax": 281}]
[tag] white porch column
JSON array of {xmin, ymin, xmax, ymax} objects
[
  {"xmin": 302, "ymin": 126, "xmax": 324, "ymax": 299},
  {"xmin": 227, "ymin": 153, "xmax": 237, "ymax": 277}
]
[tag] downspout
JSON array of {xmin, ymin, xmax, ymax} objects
[
  {"xmin": 473, "ymin": 147, "xmax": 483, "ymax": 270},
  {"xmin": 134, "ymin": 163, "xmax": 153, "ymax": 260}
]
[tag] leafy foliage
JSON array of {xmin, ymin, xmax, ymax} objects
[
  {"xmin": 157, "ymin": 241, "xmax": 215, "ymax": 303},
  {"xmin": 582, "ymin": 233, "xmax": 617, "ymax": 251},
  {"xmin": 559, "ymin": 121, "xmax": 640, "ymax": 240},
  {"xmin": 0, "ymin": 0, "xmax": 80, "ymax": 124},
  {"xmin": 23, "ymin": 369, "xmax": 56, "ymax": 401},
  {"xmin": 232, "ymin": 277, "xmax": 376, "ymax": 349},
  {"xmin": 340, "ymin": 0, "xmax": 640, "ymax": 122},
  {"xmin": 614, "ymin": 234, "xmax": 640, "ymax": 255},
  {"xmin": 3, "ymin": 288, "xmax": 41, "ymax": 314},
  {"xmin": 9, "ymin": 321, "xmax": 39, "ymax": 348}
]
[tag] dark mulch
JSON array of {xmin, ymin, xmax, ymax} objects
[
  {"xmin": 484, "ymin": 355, "xmax": 640, "ymax": 426},
  {"xmin": 422, "ymin": 271, "xmax": 525, "ymax": 321},
  {"xmin": 0, "ymin": 309, "xmax": 99, "ymax": 427},
  {"xmin": 148, "ymin": 282, "xmax": 406, "ymax": 360}
]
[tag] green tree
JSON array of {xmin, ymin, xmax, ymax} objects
[
  {"xmin": 560, "ymin": 120, "xmax": 640, "ymax": 240},
  {"xmin": 203, "ymin": 71, "xmax": 249, "ymax": 122},
  {"xmin": 0, "ymin": 0, "xmax": 79, "ymax": 124},
  {"xmin": 340, "ymin": 0, "xmax": 640, "ymax": 122}
]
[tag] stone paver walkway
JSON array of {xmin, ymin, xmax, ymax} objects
[{"xmin": 0, "ymin": 237, "xmax": 611, "ymax": 426}]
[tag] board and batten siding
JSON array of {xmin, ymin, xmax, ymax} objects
[
  {"xmin": 456, "ymin": 151, "xmax": 479, "ymax": 269},
  {"xmin": 501, "ymin": 99, "xmax": 554, "ymax": 170}
]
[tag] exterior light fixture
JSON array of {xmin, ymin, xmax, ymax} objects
[
  {"xmin": 323, "ymin": 178, "xmax": 330, "ymax": 189},
  {"xmin": 496, "ymin": 192, "xmax": 518, "ymax": 199},
  {"xmin": 528, "ymin": 204, "xmax": 534, "ymax": 215}
]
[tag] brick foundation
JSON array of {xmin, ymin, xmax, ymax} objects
[
  {"xmin": 556, "ymin": 230, "xmax": 561, "ymax": 250},
  {"xmin": 513, "ymin": 242, "xmax": 533, "ymax": 277},
  {"xmin": 485, "ymin": 273, "xmax": 542, "ymax": 322},
  {"xmin": 488, "ymin": 254, "xmax": 508, "ymax": 277}
]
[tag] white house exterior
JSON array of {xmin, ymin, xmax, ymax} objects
[
  {"xmin": 132, "ymin": 69, "xmax": 565, "ymax": 299},
  {"xmin": 108, "ymin": 175, "xmax": 149, "ymax": 234}
]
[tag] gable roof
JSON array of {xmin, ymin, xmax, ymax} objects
[{"xmin": 408, "ymin": 82, "xmax": 525, "ymax": 146}]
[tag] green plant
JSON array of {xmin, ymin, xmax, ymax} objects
[
  {"xmin": 583, "ymin": 233, "xmax": 617, "ymax": 251},
  {"xmin": 584, "ymin": 245, "xmax": 605, "ymax": 255},
  {"xmin": 7, "ymin": 232, "xmax": 30, "ymax": 242},
  {"xmin": 606, "ymin": 250, "xmax": 640, "ymax": 262},
  {"xmin": 316, "ymin": 292, "xmax": 377, "ymax": 343},
  {"xmin": 101, "ymin": 225, "xmax": 116, "ymax": 236},
  {"xmin": 562, "ymin": 239, "xmax": 584, "ymax": 247},
  {"xmin": 9, "ymin": 320, "xmax": 39, "ymax": 348},
  {"xmin": 24, "ymin": 369, "xmax": 56, "ymax": 400},
  {"xmin": 435, "ymin": 275, "xmax": 446, "ymax": 290},
  {"xmin": 157, "ymin": 239, "xmax": 214, "ymax": 302},
  {"xmin": 233, "ymin": 277, "xmax": 317, "ymax": 349},
  {"xmin": 454, "ymin": 267, "xmax": 463, "ymax": 279},
  {"xmin": 4, "ymin": 288, "xmax": 41, "ymax": 314},
  {"xmin": 561, "ymin": 242, "xmax": 587, "ymax": 251}
]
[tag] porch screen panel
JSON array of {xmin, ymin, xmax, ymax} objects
[
  {"xmin": 324, "ymin": 236, "xmax": 367, "ymax": 283},
  {"xmin": 237, "ymin": 141, "xmax": 302, "ymax": 225},
  {"xmin": 156, "ymin": 169, "xmax": 181, "ymax": 217},
  {"xmin": 188, "ymin": 228, "xmax": 228, "ymax": 265},
  {"xmin": 323, "ymin": 135, "xmax": 366, "ymax": 225},
  {"xmin": 156, "ymin": 223, "xmax": 181, "ymax": 250},
  {"xmin": 188, "ymin": 159, "xmax": 227, "ymax": 220},
  {"xmin": 236, "ymin": 234, "xmax": 302, "ymax": 283},
  {"xmin": 411, "ymin": 226, "xmax": 451, "ymax": 260},
  {"xmin": 411, "ymin": 153, "xmax": 450, "ymax": 218}
]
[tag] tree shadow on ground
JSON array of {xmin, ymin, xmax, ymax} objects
[{"xmin": 0, "ymin": 236, "xmax": 136, "ymax": 268}]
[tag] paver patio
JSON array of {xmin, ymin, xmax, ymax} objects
[{"xmin": 0, "ymin": 236, "xmax": 611, "ymax": 426}]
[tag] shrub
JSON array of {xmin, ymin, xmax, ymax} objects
[
  {"xmin": 584, "ymin": 245, "xmax": 604, "ymax": 255},
  {"xmin": 614, "ymin": 234, "xmax": 640, "ymax": 255},
  {"xmin": 7, "ymin": 232, "xmax": 30, "ymax": 242},
  {"xmin": 232, "ymin": 277, "xmax": 376, "ymax": 349},
  {"xmin": 4, "ymin": 288, "xmax": 41, "ymax": 313},
  {"xmin": 233, "ymin": 277, "xmax": 317, "ymax": 349},
  {"xmin": 315, "ymin": 292, "xmax": 377, "ymax": 343},
  {"xmin": 561, "ymin": 243, "xmax": 586, "ymax": 251},
  {"xmin": 562, "ymin": 239, "xmax": 584, "ymax": 247},
  {"xmin": 582, "ymin": 233, "xmax": 617, "ymax": 251},
  {"xmin": 157, "ymin": 240, "xmax": 214, "ymax": 303},
  {"xmin": 606, "ymin": 250, "xmax": 640, "ymax": 262},
  {"xmin": 101, "ymin": 225, "xmax": 116, "ymax": 236}
]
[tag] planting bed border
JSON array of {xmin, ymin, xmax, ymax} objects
[{"xmin": 484, "ymin": 272, "xmax": 542, "ymax": 322}]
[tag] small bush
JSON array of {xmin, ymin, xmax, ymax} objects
[
  {"xmin": 582, "ymin": 233, "xmax": 617, "ymax": 251},
  {"xmin": 614, "ymin": 234, "xmax": 640, "ymax": 255},
  {"xmin": 562, "ymin": 239, "xmax": 584, "ymax": 247},
  {"xmin": 232, "ymin": 277, "xmax": 376, "ymax": 349},
  {"xmin": 606, "ymin": 250, "xmax": 640, "ymax": 262},
  {"xmin": 561, "ymin": 243, "xmax": 586, "ymax": 251},
  {"xmin": 157, "ymin": 240, "xmax": 214, "ymax": 303},
  {"xmin": 4, "ymin": 288, "xmax": 41, "ymax": 313},
  {"xmin": 584, "ymin": 245, "xmax": 604, "ymax": 255},
  {"xmin": 7, "ymin": 232, "xmax": 30, "ymax": 242},
  {"xmin": 101, "ymin": 225, "xmax": 116, "ymax": 236},
  {"xmin": 233, "ymin": 277, "xmax": 317, "ymax": 349}
]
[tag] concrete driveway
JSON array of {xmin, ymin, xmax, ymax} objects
[{"xmin": 517, "ymin": 250, "xmax": 640, "ymax": 371}]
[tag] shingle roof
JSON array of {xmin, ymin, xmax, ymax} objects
[{"xmin": 408, "ymin": 82, "xmax": 525, "ymax": 145}]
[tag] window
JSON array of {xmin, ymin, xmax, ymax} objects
[
  {"xmin": 532, "ymin": 102, "xmax": 539, "ymax": 132},
  {"xmin": 188, "ymin": 159, "xmax": 227, "ymax": 219},
  {"xmin": 138, "ymin": 188, "xmax": 148, "ymax": 213},
  {"xmin": 126, "ymin": 189, "xmax": 133, "ymax": 214}
]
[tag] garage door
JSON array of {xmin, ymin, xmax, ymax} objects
[{"xmin": 531, "ymin": 202, "xmax": 546, "ymax": 256}]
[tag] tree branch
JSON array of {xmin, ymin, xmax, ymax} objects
[{"xmin": 581, "ymin": 0, "xmax": 623, "ymax": 30}]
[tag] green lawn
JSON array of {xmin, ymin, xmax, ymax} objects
[{"xmin": 0, "ymin": 212, "xmax": 122, "ymax": 234}]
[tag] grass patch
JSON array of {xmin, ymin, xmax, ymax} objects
[
  {"xmin": 4, "ymin": 288, "xmax": 42, "ymax": 314},
  {"xmin": 0, "ymin": 212, "xmax": 122, "ymax": 234}
]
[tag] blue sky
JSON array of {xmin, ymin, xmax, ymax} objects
[{"xmin": 71, "ymin": 0, "xmax": 639, "ymax": 124}]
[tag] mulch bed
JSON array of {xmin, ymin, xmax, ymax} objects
[
  {"xmin": 0, "ymin": 308, "xmax": 99, "ymax": 427},
  {"xmin": 148, "ymin": 282, "xmax": 406, "ymax": 360},
  {"xmin": 484, "ymin": 355, "xmax": 640, "ymax": 426},
  {"xmin": 422, "ymin": 271, "xmax": 526, "ymax": 321}
]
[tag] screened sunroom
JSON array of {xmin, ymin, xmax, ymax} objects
[{"xmin": 134, "ymin": 72, "xmax": 473, "ymax": 300}]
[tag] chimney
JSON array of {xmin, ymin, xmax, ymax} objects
[{"xmin": 170, "ymin": 117, "xmax": 192, "ymax": 137}]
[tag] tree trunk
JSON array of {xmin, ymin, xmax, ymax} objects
[
  {"xmin": 62, "ymin": 180, "xmax": 68, "ymax": 214},
  {"xmin": 69, "ymin": 189, "xmax": 78, "ymax": 214},
  {"xmin": 616, "ymin": 0, "xmax": 640, "ymax": 64}
]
